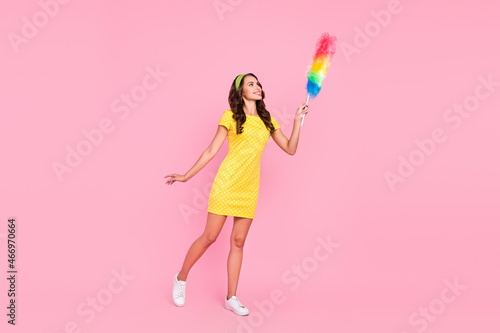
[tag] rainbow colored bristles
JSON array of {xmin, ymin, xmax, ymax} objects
[
  {"xmin": 306, "ymin": 32, "xmax": 337, "ymax": 100},
  {"xmin": 302, "ymin": 32, "xmax": 337, "ymax": 126}
]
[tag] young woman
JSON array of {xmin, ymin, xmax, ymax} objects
[{"xmin": 164, "ymin": 73, "xmax": 309, "ymax": 316}]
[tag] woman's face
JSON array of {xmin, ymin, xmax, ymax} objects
[{"xmin": 241, "ymin": 76, "xmax": 262, "ymax": 102}]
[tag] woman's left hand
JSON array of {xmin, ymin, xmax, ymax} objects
[{"xmin": 295, "ymin": 101, "xmax": 309, "ymax": 120}]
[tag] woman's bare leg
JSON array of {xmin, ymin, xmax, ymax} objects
[
  {"xmin": 227, "ymin": 216, "xmax": 253, "ymax": 299},
  {"xmin": 177, "ymin": 212, "xmax": 227, "ymax": 281}
]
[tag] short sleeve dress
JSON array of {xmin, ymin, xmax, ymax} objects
[{"xmin": 207, "ymin": 109, "xmax": 281, "ymax": 219}]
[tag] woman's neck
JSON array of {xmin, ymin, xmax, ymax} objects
[{"xmin": 243, "ymin": 102, "xmax": 257, "ymax": 116}]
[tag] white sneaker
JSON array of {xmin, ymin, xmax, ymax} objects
[
  {"xmin": 225, "ymin": 295, "xmax": 249, "ymax": 316},
  {"xmin": 172, "ymin": 272, "xmax": 186, "ymax": 306}
]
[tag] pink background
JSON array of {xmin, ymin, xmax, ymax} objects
[{"xmin": 1, "ymin": 0, "xmax": 499, "ymax": 332}]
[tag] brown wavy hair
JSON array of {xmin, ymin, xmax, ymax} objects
[{"xmin": 228, "ymin": 73, "xmax": 277, "ymax": 135}]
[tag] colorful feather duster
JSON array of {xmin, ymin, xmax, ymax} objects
[{"xmin": 302, "ymin": 32, "xmax": 337, "ymax": 126}]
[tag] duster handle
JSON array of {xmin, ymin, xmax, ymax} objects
[{"xmin": 301, "ymin": 94, "xmax": 310, "ymax": 127}]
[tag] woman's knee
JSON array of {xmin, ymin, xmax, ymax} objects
[
  {"xmin": 231, "ymin": 235, "xmax": 246, "ymax": 249},
  {"xmin": 202, "ymin": 233, "xmax": 218, "ymax": 245}
]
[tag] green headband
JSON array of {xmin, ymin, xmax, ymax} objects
[{"xmin": 235, "ymin": 74, "xmax": 246, "ymax": 90}]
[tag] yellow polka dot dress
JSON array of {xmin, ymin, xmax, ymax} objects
[{"xmin": 208, "ymin": 109, "xmax": 281, "ymax": 219}]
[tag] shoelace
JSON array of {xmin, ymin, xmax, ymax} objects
[
  {"xmin": 231, "ymin": 297, "xmax": 245, "ymax": 308},
  {"xmin": 174, "ymin": 282, "xmax": 186, "ymax": 298}
]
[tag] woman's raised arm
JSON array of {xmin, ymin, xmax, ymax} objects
[{"xmin": 271, "ymin": 102, "xmax": 308, "ymax": 155}]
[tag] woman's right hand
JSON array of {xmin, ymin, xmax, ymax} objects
[
  {"xmin": 164, "ymin": 173, "xmax": 187, "ymax": 185},
  {"xmin": 295, "ymin": 101, "xmax": 309, "ymax": 121}
]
